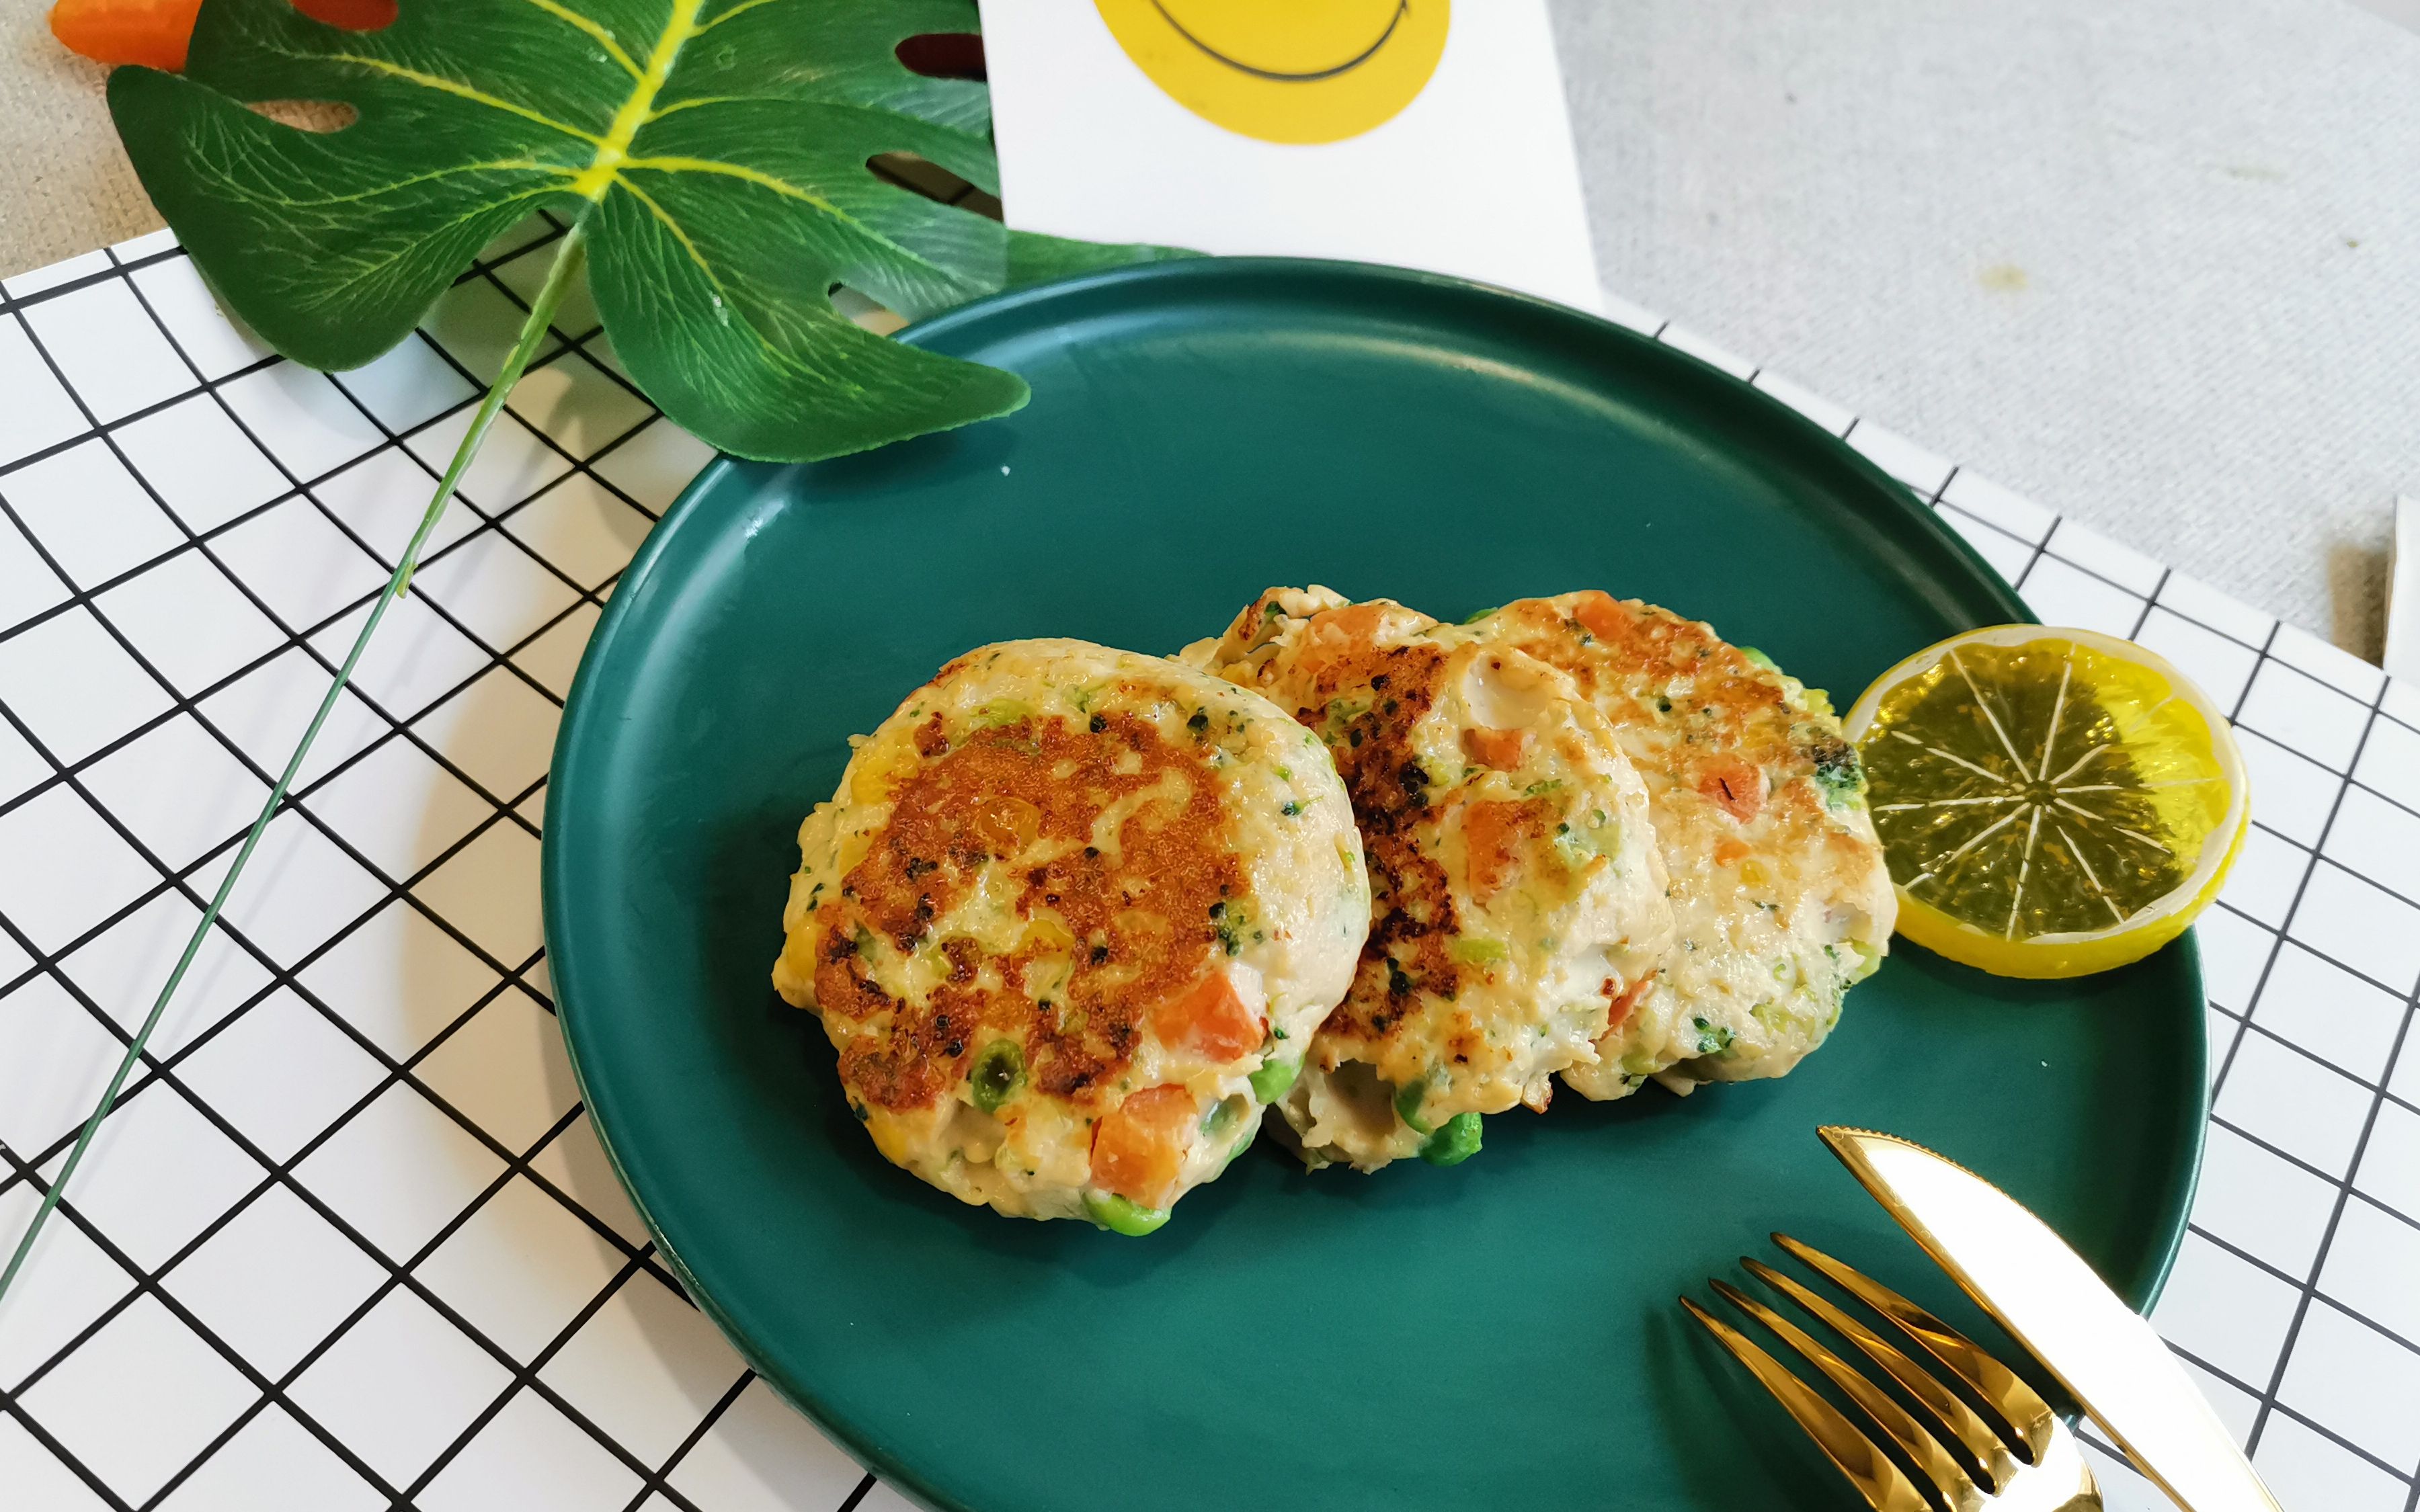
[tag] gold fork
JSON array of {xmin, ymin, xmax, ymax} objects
[{"xmin": 1683, "ymin": 1233, "xmax": 2099, "ymax": 1512}]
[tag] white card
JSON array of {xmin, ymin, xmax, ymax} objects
[{"xmin": 979, "ymin": 0, "xmax": 1605, "ymax": 313}]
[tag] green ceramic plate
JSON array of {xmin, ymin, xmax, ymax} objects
[{"xmin": 545, "ymin": 259, "xmax": 2205, "ymax": 1512}]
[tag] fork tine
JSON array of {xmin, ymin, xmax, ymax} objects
[
  {"xmin": 1775, "ymin": 1233, "xmax": 2058, "ymax": 1464},
  {"xmin": 1744, "ymin": 1257, "xmax": 2019, "ymax": 1491},
  {"xmin": 1680, "ymin": 1296, "xmax": 1936, "ymax": 1512},
  {"xmin": 1712, "ymin": 1279, "xmax": 1988, "ymax": 1512}
]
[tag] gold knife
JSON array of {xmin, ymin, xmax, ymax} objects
[{"xmin": 1819, "ymin": 1126, "xmax": 2284, "ymax": 1512}]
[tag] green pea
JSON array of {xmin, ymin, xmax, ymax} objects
[
  {"xmin": 1449, "ymin": 936, "xmax": 1508, "ymax": 966},
  {"xmin": 1200, "ymin": 1094, "xmax": 1248, "ymax": 1139},
  {"xmin": 1418, "ymin": 1112, "xmax": 1483, "ymax": 1167},
  {"xmin": 1219, "ymin": 1121, "xmax": 1260, "ymax": 1171},
  {"xmin": 1084, "ymin": 1191, "xmax": 1170, "ymax": 1236},
  {"xmin": 969, "ymin": 1040, "xmax": 1024, "ymax": 1114},
  {"xmin": 1249, "ymin": 1054, "xmax": 1299, "ymax": 1104},
  {"xmin": 1393, "ymin": 1075, "xmax": 1435, "ymax": 1136}
]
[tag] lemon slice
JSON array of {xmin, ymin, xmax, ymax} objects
[{"xmin": 1843, "ymin": 626, "xmax": 2248, "ymax": 978}]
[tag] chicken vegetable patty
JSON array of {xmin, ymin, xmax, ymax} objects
[
  {"xmin": 1187, "ymin": 590, "xmax": 1672, "ymax": 1171},
  {"xmin": 1463, "ymin": 592, "xmax": 1896, "ymax": 1097},
  {"xmin": 772, "ymin": 639, "xmax": 1369, "ymax": 1230}
]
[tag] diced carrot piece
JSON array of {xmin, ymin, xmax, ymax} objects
[
  {"xmin": 1310, "ymin": 601, "xmax": 1391, "ymax": 641},
  {"xmin": 1571, "ymin": 590, "xmax": 1630, "ymax": 644},
  {"xmin": 1089, "ymin": 1084, "xmax": 1195, "ymax": 1209},
  {"xmin": 1697, "ymin": 753, "xmax": 1765, "ymax": 821},
  {"xmin": 1151, "ymin": 969, "xmax": 1263, "ymax": 1062},
  {"xmin": 1713, "ymin": 837, "xmax": 1750, "ymax": 866},
  {"xmin": 1602, "ymin": 971, "xmax": 1656, "ymax": 1030},
  {"xmin": 51, "ymin": 0, "xmax": 202, "ymax": 71},
  {"xmin": 1293, "ymin": 601, "xmax": 1394, "ymax": 684},
  {"xmin": 1459, "ymin": 724, "xmax": 1531, "ymax": 770},
  {"xmin": 1462, "ymin": 797, "xmax": 1554, "ymax": 900}
]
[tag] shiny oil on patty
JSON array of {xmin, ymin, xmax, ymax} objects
[{"xmin": 772, "ymin": 639, "xmax": 1368, "ymax": 1230}]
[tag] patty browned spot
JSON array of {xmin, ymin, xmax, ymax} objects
[
  {"xmin": 1294, "ymin": 640, "xmax": 1474, "ymax": 1050},
  {"xmin": 1494, "ymin": 593, "xmax": 1834, "ymax": 833},
  {"xmin": 813, "ymin": 711, "xmax": 1244, "ymax": 1114}
]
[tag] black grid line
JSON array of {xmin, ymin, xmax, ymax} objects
[
  {"xmin": 0, "ymin": 862, "xmax": 686, "ymax": 1390},
  {"xmin": 0, "ymin": 628, "xmax": 663, "ymax": 1293},
  {"xmin": 1, "ymin": 1390, "xmax": 140, "ymax": 1511},
  {"xmin": 2, "ymin": 312, "xmax": 634, "ymax": 1490},
  {"xmin": 2185, "ymin": 1218, "xmax": 2420, "ymax": 1367},
  {"xmin": 5, "ymin": 226, "xmax": 2417, "ymax": 1511},
  {"xmin": 2212, "ymin": 679, "xmax": 2401, "ymax": 1106},
  {"xmin": 0, "ymin": 333, "xmax": 555, "ymax": 993},
  {"xmin": 2128, "ymin": 567, "xmax": 2173, "ymax": 641},
  {"xmin": 0, "ymin": 285, "xmax": 650, "ymax": 911},
  {"xmin": 1, "ymin": 964, "xmax": 534, "ymax": 1400},
  {"xmin": 2231, "ymin": 835, "xmax": 2420, "ymax": 933},
  {"xmin": 2211, "ymin": 1017, "xmax": 2420, "ymax": 1130},
  {"xmin": 0, "ymin": 306, "xmax": 566, "ymax": 825},
  {"xmin": 1, "ymin": 981, "xmax": 713, "ymax": 1511},
  {"xmin": 626, "ymin": 1370, "xmax": 758, "ymax": 1512},
  {"xmin": 2080, "ymin": 1325, "xmax": 2418, "ymax": 1492},
  {"xmin": 0, "ymin": 341, "xmax": 619, "ymax": 831},
  {"xmin": 0, "ymin": 362, "xmax": 577, "ymax": 1058},
  {"xmin": 1929, "ymin": 491, "xmax": 2292, "ymax": 663},
  {"xmin": 0, "ymin": 242, "xmax": 187, "ymax": 323},
  {"xmin": 0, "ymin": 1136, "xmax": 409, "ymax": 1507},
  {"xmin": 0, "ymin": 507, "xmax": 590, "ymax": 842},
  {"xmin": 0, "ymin": 1104, "xmax": 715, "ymax": 1512},
  {"xmin": 2200, "ymin": 618, "xmax": 2294, "ymax": 1114},
  {"xmin": 0, "ymin": 231, "xmax": 855, "ymax": 1511},
  {"xmin": 2226, "ymin": 675, "xmax": 2415, "ymax": 1464}
]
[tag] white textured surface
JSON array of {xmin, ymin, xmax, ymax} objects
[
  {"xmin": 1551, "ymin": 0, "xmax": 2420, "ymax": 656},
  {"xmin": 1, "ymin": 222, "xmax": 2415, "ymax": 1510}
]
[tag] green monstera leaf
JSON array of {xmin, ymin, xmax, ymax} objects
[
  {"xmin": 3, "ymin": 0, "xmax": 1193, "ymax": 1309},
  {"xmin": 109, "ymin": 0, "xmax": 1165, "ymax": 459}
]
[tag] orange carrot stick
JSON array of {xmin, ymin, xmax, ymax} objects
[
  {"xmin": 50, "ymin": 0, "xmax": 203, "ymax": 71},
  {"xmin": 52, "ymin": 0, "xmax": 396, "ymax": 71}
]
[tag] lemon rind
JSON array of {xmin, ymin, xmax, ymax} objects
[{"xmin": 1842, "ymin": 624, "xmax": 2249, "ymax": 976}]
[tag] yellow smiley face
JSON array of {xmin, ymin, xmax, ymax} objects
[{"xmin": 1094, "ymin": 0, "xmax": 1451, "ymax": 145}]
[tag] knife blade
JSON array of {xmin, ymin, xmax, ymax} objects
[{"xmin": 1818, "ymin": 1126, "xmax": 2282, "ymax": 1512}]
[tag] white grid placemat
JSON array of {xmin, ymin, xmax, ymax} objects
[{"xmin": 0, "ymin": 222, "xmax": 2413, "ymax": 1512}]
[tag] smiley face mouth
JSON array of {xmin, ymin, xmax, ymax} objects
[{"xmin": 1149, "ymin": 0, "xmax": 1411, "ymax": 82}]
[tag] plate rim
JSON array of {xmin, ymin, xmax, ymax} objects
[{"xmin": 543, "ymin": 255, "xmax": 2208, "ymax": 1511}]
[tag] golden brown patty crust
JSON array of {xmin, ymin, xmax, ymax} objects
[
  {"xmin": 774, "ymin": 638, "xmax": 1369, "ymax": 1224},
  {"xmin": 811, "ymin": 708, "xmax": 1242, "ymax": 1114}
]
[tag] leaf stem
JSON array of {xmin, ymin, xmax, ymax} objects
[{"xmin": 0, "ymin": 221, "xmax": 592, "ymax": 1304}]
